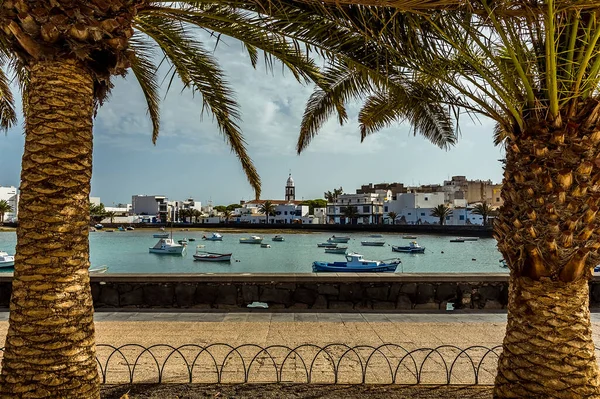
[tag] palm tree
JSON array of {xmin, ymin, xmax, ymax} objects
[
  {"xmin": 179, "ymin": 208, "xmax": 190, "ymax": 223},
  {"xmin": 105, "ymin": 211, "xmax": 117, "ymax": 224},
  {"xmin": 324, "ymin": 187, "xmax": 343, "ymax": 202},
  {"xmin": 294, "ymin": 3, "xmax": 600, "ymax": 396},
  {"xmin": 342, "ymin": 206, "xmax": 358, "ymax": 225},
  {"xmin": 0, "ymin": 2, "xmax": 331, "ymax": 396},
  {"xmin": 471, "ymin": 202, "xmax": 493, "ymax": 226},
  {"xmin": 222, "ymin": 209, "xmax": 233, "ymax": 224},
  {"xmin": 192, "ymin": 209, "xmax": 203, "ymax": 223},
  {"xmin": 0, "ymin": 200, "xmax": 13, "ymax": 224},
  {"xmin": 387, "ymin": 211, "xmax": 398, "ymax": 225},
  {"xmin": 430, "ymin": 205, "xmax": 452, "ymax": 226},
  {"xmin": 258, "ymin": 201, "xmax": 277, "ymax": 224}
]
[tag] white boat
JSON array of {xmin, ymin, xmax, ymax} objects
[
  {"xmin": 450, "ymin": 238, "xmax": 465, "ymax": 243},
  {"xmin": 203, "ymin": 232, "xmax": 223, "ymax": 241},
  {"xmin": 361, "ymin": 240, "xmax": 386, "ymax": 246},
  {"xmin": 325, "ymin": 246, "xmax": 348, "ymax": 254},
  {"xmin": 149, "ymin": 238, "xmax": 186, "ymax": 255},
  {"xmin": 457, "ymin": 237, "xmax": 479, "ymax": 241},
  {"xmin": 126, "ymin": 226, "xmax": 135, "ymax": 231},
  {"xmin": 153, "ymin": 233, "xmax": 169, "ymax": 238},
  {"xmin": 239, "ymin": 235, "xmax": 263, "ymax": 244},
  {"xmin": 272, "ymin": 235, "xmax": 285, "ymax": 242},
  {"xmin": 89, "ymin": 266, "xmax": 109, "ymax": 274},
  {"xmin": 0, "ymin": 251, "xmax": 15, "ymax": 268},
  {"xmin": 327, "ymin": 235, "xmax": 350, "ymax": 243},
  {"xmin": 261, "ymin": 244, "xmax": 271, "ymax": 248},
  {"xmin": 402, "ymin": 235, "xmax": 417, "ymax": 239},
  {"xmin": 193, "ymin": 247, "xmax": 231, "ymax": 262},
  {"xmin": 369, "ymin": 234, "xmax": 383, "ymax": 238},
  {"xmin": 317, "ymin": 242, "xmax": 337, "ymax": 248}
]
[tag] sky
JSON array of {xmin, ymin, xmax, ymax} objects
[{"xmin": 0, "ymin": 33, "xmax": 505, "ymax": 207}]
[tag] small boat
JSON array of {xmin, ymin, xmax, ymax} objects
[
  {"xmin": 117, "ymin": 226, "xmax": 125, "ymax": 231},
  {"xmin": 194, "ymin": 247, "xmax": 232, "ymax": 262},
  {"xmin": 203, "ymin": 232, "xmax": 223, "ymax": 241},
  {"xmin": 325, "ymin": 246, "xmax": 348, "ymax": 254},
  {"xmin": 328, "ymin": 235, "xmax": 350, "ymax": 243},
  {"xmin": 272, "ymin": 235, "xmax": 285, "ymax": 242},
  {"xmin": 402, "ymin": 235, "xmax": 417, "ymax": 239},
  {"xmin": 105, "ymin": 229, "xmax": 115, "ymax": 232},
  {"xmin": 149, "ymin": 238, "xmax": 186, "ymax": 255},
  {"xmin": 126, "ymin": 226, "xmax": 135, "ymax": 231},
  {"xmin": 178, "ymin": 238, "xmax": 188, "ymax": 245},
  {"xmin": 240, "ymin": 235, "xmax": 263, "ymax": 244},
  {"xmin": 392, "ymin": 241, "xmax": 426, "ymax": 254},
  {"xmin": 0, "ymin": 251, "xmax": 15, "ymax": 268},
  {"xmin": 261, "ymin": 244, "xmax": 271, "ymax": 248},
  {"xmin": 317, "ymin": 242, "xmax": 338, "ymax": 248},
  {"xmin": 369, "ymin": 234, "xmax": 384, "ymax": 238},
  {"xmin": 89, "ymin": 266, "xmax": 109, "ymax": 274},
  {"xmin": 153, "ymin": 233, "xmax": 169, "ymax": 238},
  {"xmin": 500, "ymin": 259, "xmax": 508, "ymax": 269},
  {"xmin": 188, "ymin": 238, "xmax": 196, "ymax": 242},
  {"xmin": 450, "ymin": 238, "xmax": 465, "ymax": 243},
  {"xmin": 457, "ymin": 237, "xmax": 479, "ymax": 241},
  {"xmin": 312, "ymin": 253, "xmax": 400, "ymax": 273},
  {"xmin": 361, "ymin": 240, "xmax": 386, "ymax": 246},
  {"xmin": 95, "ymin": 224, "xmax": 103, "ymax": 230}
]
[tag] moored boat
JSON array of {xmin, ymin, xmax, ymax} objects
[
  {"xmin": 153, "ymin": 233, "xmax": 169, "ymax": 238},
  {"xmin": 118, "ymin": 226, "xmax": 125, "ymax": 231},
  {"xmin": 188, "ymin": 238, "xmax": 196, "ymax": 242},
  {"xmin": 312, "ymin": 253, "xmax": 400, "ymax": 272},
  {"xmin": 402, "ymin": 235, "xmax": 417, "ymax": 239},
  {"xmin": 193, "ymin": 247, "xmax": 232, "ymax": 262},
  {"xmin": 457, "ymin": 237, "xmax": 478, "ymax": 241},
  {"xmin": 89, "ymin": 266, "xmax": 109, "ymax": 274},
  {"xmin": 392, "ymin": 241, "xmax": 426, "ymax": 254},
  {"xmin": 126, "ymin": 226, "xmax": 135, "ymax": 231},
  {"xmin": 327, "ymin": 235, "xmax": 350, "ymax": 243},
  {"xmin": 449, "ymin": 238, "xmax": 465, "ymax": 243},
  {"xmin": 317, "ymin": 242, "xmax": 338, "ymax": 248},
  {"xmin": 361, "ymin": 240, "xmax": 386, "ymax": 246},
  {"xmin": 325, "ymin": 247, "xmax": 348, "ymax": 254},
  {"xmin": 0, "ymin": 251, "xmax": 15, "ymax": 268},
  {"xmin": 178, "ymin": 238, "xmax": 188, "ymax": 245},
  {"xmin": 203, "ymin": 232, "xmax": 223, "ymax": 241},
  {"xmin": 240, "ymin": 235, "xmax": 263, "ymax": 244},
  {"xmin": 261, "ymin": 244, "xmax": 271, "ymax": 248},
  {"xmin": 272, "ymin": 235, "xmax": 285, "ymax": 242},
  {"xmin": 149, "ymin": 238, "xmax": 186, "ymax": 255}
]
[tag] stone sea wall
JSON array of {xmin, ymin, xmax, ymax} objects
[{"xmin": 2, "ymin": 274, "xmax": 600, "ymax": 311}]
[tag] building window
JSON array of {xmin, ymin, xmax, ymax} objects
[
  {"xmin": 459, "ymin": 215, "xmax": 465, "ymax": 220},
  {"xmin": 408, "ymin": 212, "xmax": 412, "ymax": 215},
  {"xmin": 384, "ymin": 206, "xmax": 388, "ymax": 212},
  {"xmin": 284, "ymin": 211, "xmax": 288, "ymax": 215},
  {"xmin": 421, "ymin": 212, "xmax": 425, "ymax": 216},
  {"xmin": 363, "ymin": 206, "xmax": 369, "ymax": 213},
  {"xmin": 425, "ymin": 197, "xmax": 428, "ymax": 201},
  {"xmin": 446, "ymin": 216, "xmax": 451, "ymax": 220},
  {"xmin": 496, "ymin": 197, "xmax": 500, "ymax": 202}
]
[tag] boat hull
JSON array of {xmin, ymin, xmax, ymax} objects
[
  {"xmin": 193, "ymin": 253, "xmax": 232, "ymax": 262},
  {"xmin": 361, "ymin": 241, "xmax": 386, "ymax": 246},
  {"xmin": 312, "ymin": 261, "xmax": 398, "ymax": 272},
  {"xmin": 153, "ymin": 233, "xmax": 169, "ymax": 238},
  {"xmin": 317, "ymin": 243, "xmax": 337, "ymax": 248},
  {"xmin": 149, "ymin": 247, "xmax": 185, "ymax": 255},
  {"xmin": 0, "ymin": 260, "xmax": 14, "ymax": 268},
  {"xmin": 392, "ymin": 246, "xmax": 426, "ymax": 254},
  {"xmin": 328, "ymin": 237, "xmax": 350, "ymax": 243},
  {"xmin": 240, "ymin": 239, "xmax": 263, "ymax": 244},
  {"xmin": 272, "ymin": 237, "xmax": 285, "ymax": 242},
  {"xmin": 324, "ymin": 248, "xmax": 347, "ymax": 254},
  {"xmin": 204, "ymin": 237, "xmax": 223, "ymax": 241}
]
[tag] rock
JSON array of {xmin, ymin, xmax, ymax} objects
[
  {"xmin": 354, "ymin": 300, "xmax": 373, "ymax": 311},
  {"xmin": 317, "ymin": 284, "xmax": 339, "ymax": 296},
  {"xmin": 435, "ymin": 284, "xmax": 457, "ymax": 302},
  {"xmin": 144, "ymin": 284, "xmax": 175, "ymax": 307},
  {"xmin": 216, "ymin": 285, "xmax": 238, "ymax": 305},
  {"xmin": 289, "ymin": 303, "xmax": 309, "ymax": 310},
  {"xmin": 396, "ymin": 295, "xmax": 413, "ymax": 310},
  {"xmin": 99, "ymin": 286, "xmax": 119, "ymax": 307},
  {"xmin": 388, "ymin": 284, "xmax": 401, "ymax": 301},
  {"xmin": 195, "ymin": 284, "xmax": 219, "ymax": 304},
  {"xmin": 175, "ymin": 284, "xmax": 196, "ymax": 307},
  {"xmin": 269, "ymin": 304, "xmax": 286, "ymax": 310},
  {"xmin": 241, "ymin": 285, "xmax": 259, "ymax": 303},
  {"xmin": 366, "ymin": 286, "xmax": 389, "ymax": 301},
  {"xmin": 312, "ymin": 295, "xmax": 328, "ymax": 309},
  {"xmin": 414, "ymin": 302, "xmax": 439, "ymax": 310},
  {"xmin": 277, "ymin": 283, "xmax": 296, "ymax": 291},
  {"xmin": 260, "ymin": 287, "xmax": 292, "ymax": 306},
  {"xmin": 372, "ymin": 301, "xmax": 396, "ymax": 310},
  {"xmin": 339, "ymin": 283, "xmax": 363, "ymax": 301},
  {"xmin": 293, "ymin": 288, "xmax": 317, "ymax": 305},
  {"xmin": 329, "ymin": 300, "xmax": 354, "ymax": 310},
  {"xmin": 191, "ymin": 303, "xmax": 213, "ymax": 309},
  {"xmin": 400, "ymin": 283, "xmax": 417, "ymax": 295},
  {"xmin": 120, "ymin": 287, "xmax": 144, "ymax": 307},
  {"xmin": 416, "ymin": 284, "xmax": 435, "ymax": 304},
  {"xmin": 479, "ymin": 285, "xmax": 501, "ymax": 301},
  {"xmin": 484, "ymin": 300, "xmax": 504, "ymax": 309}
]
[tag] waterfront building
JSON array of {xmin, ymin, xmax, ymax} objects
[
  {"xmin": 132, "ymin": 194, "xmax": 168, "ymax": 222},
  {"xmin": 169, "ymin": 198, "xmax": 202, "ymax": 222},
  {"xmin": 327, "ymin": 190, "xmax": 388, "ymax": 225},
  {"xmin": 0, "ymin": 185, "xmax": 18, "ymax": 221}
]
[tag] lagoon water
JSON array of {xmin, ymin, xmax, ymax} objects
[{"xmin": 0, "ymin": 230, "xmax": 505, "ymax": 274}]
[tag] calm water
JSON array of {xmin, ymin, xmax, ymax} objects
[{"xmin": 0, "ymin": 230, "xmax": 506, "ymax": 274}]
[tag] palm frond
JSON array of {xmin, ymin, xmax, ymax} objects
[
  {"xmin": 0, "ymin": 66, "xmax": 17, "ymax": 132},
  {"xmin": 129, "ymin": 34, "xmax": 161, "ymax": 144},
  {"xmin": 135, "ymin": 14, "xmax": 260, "ymax": 197}
]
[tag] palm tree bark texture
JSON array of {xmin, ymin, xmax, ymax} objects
[
  {"xmin": 0, "ymin": 59, "xmax": 99, "ymax": 398},
  {"xmin": 494, "ymin": 118, "xmax": 600, "ymax": 398}
]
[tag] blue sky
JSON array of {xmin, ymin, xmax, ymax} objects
[{"xmin": 0, "ymin": 34, "xmax": 505, "ymax": 207}]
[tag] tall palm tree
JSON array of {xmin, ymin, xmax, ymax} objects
[
  {"xmin": 258, "ymin": 201, "xmax": 276, "ymax": 224},
  {"xmin": 387, "ymin": 211, "xmax": 398, "ymax": 225},
  {"xmin": 294, "ymin": 2, "xmax": 600, "ymax": 396},
  {"xmin": 222, "ymin": 209, "xmax": 233, "ymax": 224},
  {"xmin": 192, "ymin": 209, "xmax": 203, "ymax": 223},
  {"xmin": 324, "ymin": 187, "xmax": 343, "ymax": 202},
  {"xmin": 430, "ymin": 204, "xmax": 452, "ymax": 226},
  {"xmin": 342, "ymin": 206, "xmax": 358, "ymax": 225},
  {"xmin": 0, "ymin": 200, "xmax": 13, "ymax": 224},
  {"xmin": 0, "ymin": 1, "xmax": 334, "ymax": 396},
  {"xmin": 179, "ymin": 208, "xmax": 190, "ymax": 223},
  {"xmin": 105, "ymin": 211, "xmax": 117, "ymax": 224},
  {"xmin": 471, "ymin": 202, "xmax": 493, "ymax": 226}
]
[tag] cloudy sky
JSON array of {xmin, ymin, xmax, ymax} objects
[{"xmin": 0, "ymin": 32, "xmax": 505, "ymax": 207}]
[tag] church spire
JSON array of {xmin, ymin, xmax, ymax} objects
[{"xmin": 285, "ymin": 172, "xmax": 295, "ymax": 201}]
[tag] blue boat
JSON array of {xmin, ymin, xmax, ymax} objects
[
  {"xmin": 312, "ymin": 253, "xmax": 400, "ymax": 273},
  {"xmin": 392, "ymin": 241, "xmax": 426, "ymax": 254}
]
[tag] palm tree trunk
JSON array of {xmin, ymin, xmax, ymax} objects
[
  {"xmin": 493, "ymin": 119, "xmax": 600, "ymax": 398},
  {"xmin": 0, "ymin": 59, "xmax": 99, "ymax": 398}
]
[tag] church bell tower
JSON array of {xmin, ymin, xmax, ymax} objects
[{"xmin": 285, "ymin": 173, "xmax": 295, "ymax": 201}]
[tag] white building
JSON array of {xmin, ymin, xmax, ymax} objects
[
  {"xmin": 327, "ymin": 190, "xmax": 389, "ymax": 225},
  {"xmin": 132, "ymin": 195, "xmax": 168, "ymax": 222},
  {"xmin": 90, "ymin": 196, "xmax": 101, "ymax": 206},
  {"xmin": 0, "ymin": 186, "xmax": 18, "ymax": 221}
]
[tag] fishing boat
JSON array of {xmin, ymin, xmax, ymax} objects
[
  {"xmin": 327, "ymin": 235, "xmax": 350, "ymax": 243},
  {"xmin": 402, "ymin": 235, "xmax": 417, "ymax": 239},
  {"xmin": 317, "ymin": 242, "xmax": 338, "ymax": 248},
  {"xmin": 203, "ymin": 232, "xmax": 223, "ymax": 241},
  {"xmin": 153, "ymin": 233, "xmax": 169, "ymax": 238},
  {"xmin": 261, "ymin": 244, "xmax": 271, "ymax": 248},
  {"xmin": 392, "ymin": 241, "xmax": 426, "ymax": 254},
  {"xmin": 312, "ymin": 253, "xmax": 400, "ymax": 273},
  {"xmin": 325, "ymin": 247, "xmax": 348, "ymax": 254},
  {"xmin": 239, "ymin": 235, "xmax": 263, "ymax": 244},
  {"xmin": 361, "ymin": 240, "xmax": 386, "ymax": 246},
  {"xmin": 272, "ymin": 235, "xmax": 285, "ymax": 242},
  {"xmin": 149, "ymin": 238, "xmax": 186, "ymax": 255},
  {"xmin": 369, "ymin": 234, "xmax": 384, "ymax": 238},
  {"xmin": 0, "ymin": 251, "xmax": 15, "ymax": 268},
  {"xmin": 94, "ymin": 224, "xmax": 103, "ymax": 230},
  {"xmin": 193, "ymin": 247, "xmax": 232, "ymax": 262},
  {"xmin": 89, "ymin": 266, "xmax": 109, "ymax": 274}
]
